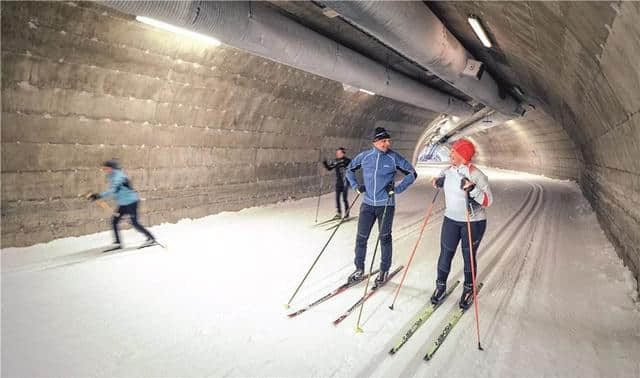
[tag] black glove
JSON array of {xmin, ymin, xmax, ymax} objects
[
  {"xmin": 88, "ymin": 193, "xmax": 100, "ymax": 201},
  {"xmin": 322, "ymin": 160, "xmax": 329, "ymax": 169},
  {"xmin": 435, "ymin": 176, "xmax": 445, "ymax": 188},
  {"xmin": 356, "ymin": 185, "xmax": 366, "ymax": 194},
  {"xmin": 460, "ymin": 178, "xmax": 476, "ymax": 192},
  {"xmin": 385, "ymin": 181, "xmax": 395, "ymax": 195}
]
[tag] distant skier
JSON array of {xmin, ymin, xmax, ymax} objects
[
  {"xmin": 88, "ymin": 160, "xmax": 156, "ymax": 251},
  {"xmin": 322, "ymin": 147, "xmax": 352, "ymax": 219},
  {"xmin": 430, "ymin": 139, "xmax": 493, "ymax": 309},
  {"xmin": 346, "ymin": 127, "xmax": 417, "ymax": 288}
]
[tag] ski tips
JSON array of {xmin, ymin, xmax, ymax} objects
[{"xmin": 355, "ymin": 326, "xmax": 364, "ymax": 333}]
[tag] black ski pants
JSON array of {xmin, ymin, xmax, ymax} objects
[
  {"xmin": 112, "ymin": 201, "xmax": 154, "ymax": 244},
  {"xmin": 436, "ymin": 216, "xmax": 486, "ymax": 287},
  {"xmin": 335, "ymin": 185, "xmax": 349, "ymax": 214}
]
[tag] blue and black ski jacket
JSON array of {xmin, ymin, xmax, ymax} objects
[{"xmin": 346, "ymin": 147, "xmax": 417, "ymax": 206}]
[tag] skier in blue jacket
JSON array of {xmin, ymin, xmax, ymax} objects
[
  {"xmin": 346, "ymin": 127, "xmax": 417, "ymax": 287},
  {"xmin": 89, "ymin": 160, "xmax": 156, "ymax": 251}
]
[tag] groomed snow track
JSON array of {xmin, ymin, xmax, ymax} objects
[{"xmin": 2, "ymin": 166, "xmax": 639, "ymax": 377}]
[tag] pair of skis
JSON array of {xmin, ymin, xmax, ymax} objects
[
  {"xmin": 388, "ymin": 282, "xmax": 484, "ymax": 360},
  {"xmin": 287, "ymin": 266, "xmax": 403, "ymax": 326},
  {"xmin": 315, "ymin": 216, "xmax": 358, "ymax": 230},
  {"xmin": 103, "ymin": 240, "xmax": 167, "ymax": 253}
]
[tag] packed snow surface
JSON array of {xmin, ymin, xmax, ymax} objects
[{"xmin": 2, "ymin": 166, "xmax": 639, "ymax": 377}]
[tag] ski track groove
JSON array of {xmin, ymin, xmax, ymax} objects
[{"xmin": 4, "ymin": 169, "xmax": 639, "ymax": 378}]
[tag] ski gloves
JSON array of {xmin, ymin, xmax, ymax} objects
[
  {"xmin": 460, "ymin": 178, "xmax": 476, "ymax": 192},
  {"xmin": 385, "ymin": 181, "xmax": 395, "ymax": 195},
  {"xmin": 356, "ymin": 182, "xmax": 395, "ymax": 196},
  {"xmin": 434, "ymin": 176, "xmax": 445, "ymax": 188},
  {"xmin": 88, "ymin": 193, "xmax": 100, "ymax": 201},
  {"xmin": 461, "ymin": 179, "xmax": 482, "ymax": 212}
]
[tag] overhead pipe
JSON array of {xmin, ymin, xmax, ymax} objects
[
  {"xmin": 100, "ymin": 1, "xmax": 473, "ymax": 117},
  {"xmin": 321, "ymin": 1, "xmax": 525, "ymax": 117}
]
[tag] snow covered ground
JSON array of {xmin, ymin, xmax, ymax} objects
[{"xmin": 2, "ymin": 165, "xmax": 639, "ymax": 377}]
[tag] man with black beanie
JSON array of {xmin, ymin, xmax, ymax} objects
[{"xmin": 345, "ymin": 127, "xmax": 417, "ymax": 288}]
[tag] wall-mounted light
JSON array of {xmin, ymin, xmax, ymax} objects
[
  {"xmin": 358, "ymin": 88, "xmax": 375, "ymax": 96},
  {"xmin": 467, "ymin": 16, "xmax": 492, "ymax": 48},
  {"xmin": 136, "ymin": 16, "xmax": 221, "ymax": 46}
]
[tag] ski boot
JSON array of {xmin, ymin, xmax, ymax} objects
[
  {"xmin": 103, "ymin": 243, "xmax": 122, "ymax": 253},
  {"xmin": 138, "ymin": 238, "xmax": 158, "ymax": 249},
  {"xmin": 372, "ymin": 270, "xmax": 389, "ymax": 290},
  {"xmin": 347, "ymin": 268, "xmax": 364, "ymax": 284},
  {"xmin": 332, "ymin": 213, "xmax": 342, "ymax": 221},
  {"xmin": 344, "ymin": 210, "xmax": 350, "ymax": 219},
  {"xmin": 430, "ymin": 281, "xmax": 447, "ymax": 305},
  {"xmin": 459, "ymin": 284, "xmax": 474, "ymax": 309}
]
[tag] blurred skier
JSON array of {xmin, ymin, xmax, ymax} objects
[
  {"xmin": 346, "ymin": 127, "xmax": 417, "ymax": 288},
  {"xmin": 430, "ymin": 139, "xmax": 493, "ymax": 309},
  {"xmin": 88, "ymin": 159, "xmax": 156, "ymax": 251},
  {"xmin": 322, "ymin": 147, "xmax": 352, "ymax": 219}
]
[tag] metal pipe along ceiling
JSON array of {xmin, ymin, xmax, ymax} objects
[
  {"xmin": 100, "ymin": 1, "xmax": 474, "ymax": 117},
  {"xmin": 323, "ymin": 1, "xmax": 525, "ymax": 117}
]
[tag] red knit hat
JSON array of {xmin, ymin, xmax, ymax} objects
[{"xmin": 451, "ymin": 139, "xmax": 475, "ymax": 163}]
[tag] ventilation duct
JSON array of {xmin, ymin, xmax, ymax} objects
[
  {"xmin": 100, "ymin": 1, "xmax": 474, "ymax": 117},
  {"xmin": 322, "ymin": 1, "xmax": 525, "ymax": 117}
]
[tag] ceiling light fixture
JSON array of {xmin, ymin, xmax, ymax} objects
[
  {"xmin": 467, "ymin": 16, "xmax": 492, "ymax": 48},
  {"xmin": 136, "ymin": 16, "xmax": 221, "ymax": 46}
]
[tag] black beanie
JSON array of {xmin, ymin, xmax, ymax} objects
[
  {"xmin": 337, "ymin": 147, "xmax": 346, "ymax": 152},
  {"xmin": 373, "ymin": 127, "xmax": 391, "ymax": 141},
  {"xmin": 103, "ymin": 159, "xmax": 120, "ymax": 169}
]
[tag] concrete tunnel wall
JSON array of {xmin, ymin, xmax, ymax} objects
[
  {"xmin": 0, "ymin": 2, "xmax": 638, "ymax": 286},
  {"xmin": 469, "ymin": 109, "xmax": 583, "ymax": 181},
  {"xmin": 0, "ymin": 1, "xmax": 436, "ymax": 247},
  {"xmin": 425, "ymin": 1, "xmax": 640, "ymax": 282}
]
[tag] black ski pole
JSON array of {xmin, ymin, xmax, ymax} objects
[
  {"xmin": 355, "ymin": 195, "xmax": 392, "ymax": 332},
  {"xmin": 315, "ymin": 174, "xmax": 323, "ymax": 223},
  {"xmin": 315, "ymin": 152, "xmax": 323, "ymax": 223},
  {"xmin": 286, "ymin": 192, "xmax": 361, "ymax": 309}
]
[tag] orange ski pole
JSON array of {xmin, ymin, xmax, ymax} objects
[{"xmin": 388, "ymin": 189, "xmax": 440, "ymax": 310}]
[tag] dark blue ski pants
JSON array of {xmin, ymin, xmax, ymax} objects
[
  {"xmin": 354, "ymin": 203, "xmax": 395, "ymax": 272},
  {"xmin": 437, "ymin": 216, "xmax": 487, "ymax": 287}
]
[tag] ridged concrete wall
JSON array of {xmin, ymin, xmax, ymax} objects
[
  {"xmin": 428, "ymin": 1, "xmax": 640, "ymax": 282},
  {"xmin": 470, "ymin": 110, "xmax": 582, "ymax": 180},
  {"xmin": 0, "ymin": 1, "xmax": 435, "ymax": 246}
]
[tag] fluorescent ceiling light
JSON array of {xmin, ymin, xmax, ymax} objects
[
  {"xmin": 136, "ymin": 16, "xmax": 221, "ymax": 46},
  {"xmin": 467, "ymin": 17, "xmax": 492, "ymax": 48},
  {"xmin": 513, "ymin": 86, "xmax": 525, "ymax": 97},
  {"xmin": 359, "ymin": 88, "xmax": 375, "ymax": 96}
]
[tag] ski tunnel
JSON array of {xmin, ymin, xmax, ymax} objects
[{"xmin": 1, "ymin": 1, "xmax": 639, "ymax": 377}]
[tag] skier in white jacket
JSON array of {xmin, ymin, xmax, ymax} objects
[{"xmin": 430, "ymin": 139, "xmax": 493, "ymax": 309}]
